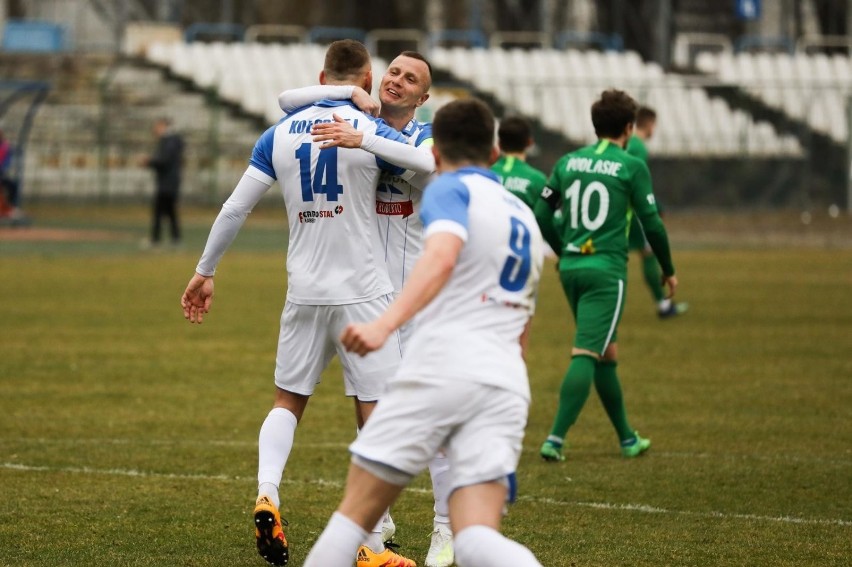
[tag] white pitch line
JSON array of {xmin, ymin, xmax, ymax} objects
[
  {"xmin": 2, "ymin": 462, "xmax": 847, "ymax": 528},
  {"xmin": 0, "ymin": 437, "xmax": 349, "ymax": 449},
  {"xmin": 2, "ymin": 438, "xmax": 849, "ymax": 466},
  {"xmin": 522, "ymin": 497, "xmax": 852, "ymax": 528}
]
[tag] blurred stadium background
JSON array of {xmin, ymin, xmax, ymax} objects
[{"xmin": 0, "ymin": 0, "xmax": 851, "ymax": 213}]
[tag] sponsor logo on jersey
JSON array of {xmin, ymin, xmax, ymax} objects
[
  {"xmin": 298, "ymin": 206, "xmax": 344, "ymax": 224},
  {"xmin": 376, "ymin": 200, "xmax": 414, "ymax": 218},
  {"xmin": 566, "ymin": 238, "xmax": 596, "ymax": 255},
  {"xmin": 480, "ymin": 292, "xmax": 527, "ymax": 309}
]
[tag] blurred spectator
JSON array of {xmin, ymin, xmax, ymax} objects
[
  {"xmin": 143, "ymin": 117, "xmax": 184, "ymax": 247},
  {"xmin": 0, "ymin": 128, "xmax": 21, "ymax": 216}
]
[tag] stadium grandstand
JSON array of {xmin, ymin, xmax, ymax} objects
[{"xmin": 0, "ymin": 0, "xmax": 850, "ymax": 211}]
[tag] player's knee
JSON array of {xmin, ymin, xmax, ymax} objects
[{"xmin": 602, "ymin": 343, "xmax": 618, "ymax": 362}]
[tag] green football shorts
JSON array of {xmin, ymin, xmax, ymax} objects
[{"xmin": 559, "ymin": 268, "xmax": 626, "ymax": 355}]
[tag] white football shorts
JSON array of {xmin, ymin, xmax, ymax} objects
[
  {"xmin": 274, "ymin": 295, "xmax": 402, "ymax": 402},
  {"xmin": 349, "ymin": 377, "xmax": 528, "ymax": 491}
]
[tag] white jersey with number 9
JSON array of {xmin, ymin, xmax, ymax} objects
[{"xmin": 398, "ymin": 167, "xmax": 544, "ymax": 400}]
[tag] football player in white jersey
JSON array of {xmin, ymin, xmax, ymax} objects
[
  {"xmin": 301, "ymin": 98, "xmax": 545, "ymax": 567},
  {"xmin": 180, "ymin": 40, "xmax": 432, "ymax": 567},
  {"xmin": 279, "ymin": 53, "xmax": 457, "ymax": 567}
]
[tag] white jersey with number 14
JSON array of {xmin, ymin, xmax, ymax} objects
[{"xmin": 249, "ymin": 100, "xmax": 410, "ymax": 306}]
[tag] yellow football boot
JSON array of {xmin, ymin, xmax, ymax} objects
[
  {"xmin": 356, "ymin": 543, "xmax": 417, "ymax": 567},
  {"xmin": 254, "ymin": 496, "xmax": 289, "ymax": 566}
]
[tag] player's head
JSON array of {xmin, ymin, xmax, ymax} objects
[
  {"xmin": 591, "ymin": 89, "xmax": 637, "ymax": 143},
  {"xmin": 635, "ymin": 106, "xmax": 657, "ymax": 140},
  {"xmin": 320, "ymin": 39, "xmax": 373, "ymax": 93},
  {"xmin": 497, "ymin": 116, "xmax": 534, "ymax": 155},
  {"xmin": 431, "ymin": 98, "xmax": 498, "ymax": 171},
  {"xmin": 153, "ymin": 117, "xmax": 172, "ymax": 137},
  {"xmin": 379, "ymin": 51, "xmax": 431, "ymax": 111}
]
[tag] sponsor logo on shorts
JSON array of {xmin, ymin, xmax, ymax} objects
[{"xmin": 298, "ymin": 205, "xmax": 344, "ymax": 224}]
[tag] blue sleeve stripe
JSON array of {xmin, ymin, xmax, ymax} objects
[
  {"xmin": 248, "ymin": 124, "xmax": 277, "ymax": 180},
  {"xmin": 414, "ymin": 124, "xmax": 433, "ymax": 147},
  {"xmin": 420, "ymin": 173, "xmax": 470, "ymax": 231},
  {"xmin": 374, "ymin": 119, "xmax": 407, "ymax": 143}
]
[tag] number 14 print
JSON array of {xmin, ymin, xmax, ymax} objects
[{"xmin": 295, "ymin": 144, "xmax": 343, "ymax": 202}]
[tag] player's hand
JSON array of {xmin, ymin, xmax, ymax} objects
[
  {"xmin": 340, "ymin": 320, "xmax": 391, "ymax": 356},
  {"xmin": 312, "ymin": 113, "xmax": 363, "ymax": 149},
  {"xmin": 662, "ymin": 274, "xmax": 678, "ymax": 299},
  {"xmin": 350, "ymin": 87, "xmax": 379, "ymax": 116},
  {"xmin": 181, "ymin": 273, "xmax": 214, "ymax": 324}
]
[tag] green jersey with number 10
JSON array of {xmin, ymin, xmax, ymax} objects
[{"xmin": 535, "ymin": 139, "xmax": 674, "ymax": 278}]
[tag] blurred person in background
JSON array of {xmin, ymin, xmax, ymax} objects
[
  {"xmin": 143, "ymin": 117, "xmax": 184, "ymax": 248},
  {"xmin": 626, "ymin": 106, "xmax": 687, "ymax": 319},
  {"xmin": 491, "ymin": 116, "xmax": 547, "ymax": 210},
  {"xmin": 0, "ymin": 128, "xmax": 21, "ymax": 218}
]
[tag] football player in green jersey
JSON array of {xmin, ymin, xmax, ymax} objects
[
  {"xmin": 626, "ymin": 106, "xmax": 687, "ymax": 318},
  {"xmin": 491, "ymin": 116, "xmax": 548, "ymax": 209},
  {"xmin": 534, "ymin": 90, "xmax": 678, "ymax": 461}
]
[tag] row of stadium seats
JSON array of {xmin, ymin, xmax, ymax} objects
[
  {"xmin": 144, "ymin": 41, "xmax": 802, "ymax": 158},
  {"xmin": 430, "ymin": 46, "xmax": 802, "ymax": 157},
  {"xmin": 147, "ymin": 41, "xmax": 387, "ymax": 125},
  {"xmin": 695, "ymin": 51, "xmax": 852, "ymax": 143}
]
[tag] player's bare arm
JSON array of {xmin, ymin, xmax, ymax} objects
[
  {"xmin": 181, "ymin": 273, "xmax": 214, "ymax": 324},
  {"xmin": 341, "ymin": 232, "xmax": 463, "ymax": 356}
]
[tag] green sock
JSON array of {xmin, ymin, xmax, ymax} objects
[
  {"xmin": 642, "ymin": 254, "xmax": 665, "ymax": 302},
  {"xmin": 594, "ymin": 360, "xmax": 635, "ymax": 442},
  {"xmin": 549, "ymin": 355, "xmax": 597, "ymax": 441}
]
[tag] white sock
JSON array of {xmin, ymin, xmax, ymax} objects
[
  {"xmin": 454, "ymin": 525, "xmax": 542, "ymax": 567},
  {"xmin": 257, "ymin": 407, "xmax": 298, "ymax": 509},
  {"xmin": 363, "ymin": 515, "xmax": 385, "ymax": 553},
  {"xmin": 429, "ymin": 452, "xmax": 452, "ymax": 522},
  {"xmin": 658, "ymin": 298, "xmax": 672, "ymax": 312},
  {"xmin": 303, "ymin": 512, "xmax": 368, "ymax": 567}
]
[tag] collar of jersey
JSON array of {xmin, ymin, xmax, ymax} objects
[
  {"xmin": 282, "ymin": 100, "xmax": 357, "ymax": 120},
  {"xmin": 315, "ymin": 99, "xmax": 360, "ymax": 109},
  {"xmin": 401, "ymin": 117, "xmax": 422, "ymax": 137},
  {"xmin": 456, "ymin": 166, "xmax": 500, "ymax": 182}
]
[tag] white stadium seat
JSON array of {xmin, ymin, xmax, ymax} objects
[
  {"xmin": 697, "ymin": 50, "xmax": 851, "ymax": 144},
  {"xmin": 142, "ymin": 42, "xmax": 806, "ymax": 157}
]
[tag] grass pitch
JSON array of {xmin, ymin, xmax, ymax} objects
[{"xmin": 1, "ymin": 204, "xmax": 850, "ymax": 566}]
